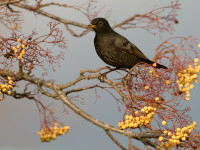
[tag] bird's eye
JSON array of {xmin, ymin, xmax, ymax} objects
[{"xmin": 98, "ymin": 21, "xmax": 103, "ymax": 26}]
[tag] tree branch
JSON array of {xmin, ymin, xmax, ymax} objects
[{"xmin": 105, "ymin": 130, "xmax": 127, "ymax": 150}]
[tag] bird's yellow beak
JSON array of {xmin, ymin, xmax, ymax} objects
[{"xmin": 87, "ymin": 24, "xmax": 96, "ymax": 29}]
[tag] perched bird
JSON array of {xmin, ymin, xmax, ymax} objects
[{"xmin": 87, "ymin": 18, "xmax": 167, "ymax": 69}]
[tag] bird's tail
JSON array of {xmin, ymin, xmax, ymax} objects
[{"xmin": 143, "ymin": 59, "xmax": 168, "ymax": 69}]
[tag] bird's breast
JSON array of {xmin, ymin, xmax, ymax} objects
[{"xmin": 94, "ymin": 35, "xmax": 125, "ymax": 67}]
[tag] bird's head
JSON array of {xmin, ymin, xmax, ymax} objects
[{"xmin": 87, "ymin": 18, "xmax": 112, "ymax": 33}]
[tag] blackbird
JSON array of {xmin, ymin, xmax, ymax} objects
[{"xmin": 87, "ymin": 18, "xmax": 167, "ymax": 69}]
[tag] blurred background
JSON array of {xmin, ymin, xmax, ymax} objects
[{"xmin": 0, "ymin": 0, "xmax": 200, "ymax": 150}]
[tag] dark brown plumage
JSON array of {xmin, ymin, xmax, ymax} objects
[{"xmin": 88, "ymin": 18, "xmax": 167, "ymax": 69}]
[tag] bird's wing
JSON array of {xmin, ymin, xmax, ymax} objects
[{"xmin": 114, "ymin": 35, "xmax": 149, "ymax": 60}]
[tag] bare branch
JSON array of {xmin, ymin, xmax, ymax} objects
[
  {"xmin": 11, "ymin": 2, "xmax": 88, "ymax": 29},
  {"xmin": 105, "ymin": 130, "xmax": 127, "ymax": 150},
  {"xmin": 0, "ymin": 0, "xmax": 23, "ymax": 6}
]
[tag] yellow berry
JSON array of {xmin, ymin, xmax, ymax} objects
[
  {"xmin": 168, "ymin": 132, "xmax": 172, "ymax": 136},
  {"xmin": 194, "ymin": 58, "xmax": 199, "ymax": 63},
  {"xmin": 129, "ymin": 115, "xmax": 133, "ymax": 120},
  {"xmin": 51, "ymin": 134, "xmax": 56, "ymax": 139},
  {"xmin": 163, "ymin": 130, "xmax": 168, "ymax": 135},
  {"xmin": 12, "ymin": 46, "xmax": 16, "ymax": 50},
  {"xmin": 159, "ymin": 136, "xmax": 163, "ymax": 141},
  {"xmin": 121, "ymin": 125, "xmax": 126, "ymax": 130},
  {"xmin": 135, "ymin": 111, "xmax": 139, "ymax": 115},
  {"xmin": 135, "ymin": 117, "xmax": 139, "ymax": 121},
  {"xmin": 18, "ymin": 56, "xmax": 22, "ymax": 60},
  {"xmin": 149, "ymin": 69, "xmax": 153, "ymax": 74},
  {"xmin": 133, "ymin": 123, "xmax": 138, "ymax": 128},
  {"xmin": 13, "ymin": 24, "xmax": 18, "ymax": 29},
  {"xmin": 145, "ymin": 119, "xmax": 150, "ymax": 124},
  {"xmin": 17, "ymin": 39, "xmax": 21, "ymax": 43},
  {"xmin": 22, "ymin": 44, "xmax": 26, "ymax": 49},
  {"xmin": 129, "ymin": 123, "xmax": 134, "ymax": 128},
  {"xmin": 147, "ymin": 113, "xmax": 152, "ymax": 119},
  {"xmin": 125, "ymin": 120, "xmax": 130, "ymax": 124},
  {"xmin": 145, "ymin": 85, "xmax": 149, "ymax": 90},
  {"xmin": 2, "ymin": 88, "xmax": 7, "ymax": 92},
  {"xmin": 22, "ymin": 41, "xmax": 26, "ymax": 45},
  {"xmin": 172, "ymin": 135, "xmax": 176, "ymax": 139},
  {"xmin": 177, "ymin": 128, "xmax": 181, "ymax": 132},
  {"xmin": 54, "ymin": 122, "xmax": 59, "ymax": 127},
  {"xmin": 125, "ymin": 115, "xmax": 130, "ymax": 120},
  {"xmin": 21, "ymin": 49, "xmax": 26, "ymax": 54},
  {"xmin": 189, "ymin": 84, "xmax": 194, "ymax": 89},
  {"xmin": 181, "ymin": 137, "xmax": 186, "ymax": 141},
  {"xmin": 8, "ymin": 85, "xmax": 13, "ymax": 91},
  {"xmin": 162, "ymin": 120, "xmax": 167, "ymax": 125},
  {"xmin": 198, "ymin": 43, "xmax": 200, "ymax": 48},
  {"xmin": 160, "ymin": 142, "xmax": 165, "ymax": 147},
  {"xmin": 14, "ymin": 49, "xmax": 18, "ymax": 54},
  {"xmin": 8, "ymin": 80, "xmax": 13, "ymax": 85},
  {"xmin": 7, "ymin": 91, "xmax": 12, "ymax": 95},
  {"xmin": 155, "ymin": 97, "xmax": 159, "ymax": 101},
  {"xmin": 185, "ymin": 97, "xmax": 190, "ymax": 101},
  {"xmin": 193, "ymin": 121, "xmax": 197, "ymax": 126},
  {"xmin": 188, "ymin": 129, "xmax": 192, "ymax": 133},
  {"xmin": 177, "ymin": 73, "xmax": 182, "ymax": 77},
  {"xmin": 166, "ymin": 80, "xmax": 170, "ymax": 85},
  {"xmin": 17, "ymin": 44, "xmax": 21, "ymax": 49},
  {"xmin": 176, "ymin": 140, "xmax": 180, "ymax": 144},
  {"xmin": 7, "ymin": 76, "xmax": 11, "ymax": 80}
]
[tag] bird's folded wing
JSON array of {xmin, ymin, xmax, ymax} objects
[{"xmin": 114, "ymin": 35, "xmax": 149, "ymax": 60}]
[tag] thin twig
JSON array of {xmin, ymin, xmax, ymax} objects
[{"xmin": 105, "ymin": 130, "xmax": 127, "ymax": 150}]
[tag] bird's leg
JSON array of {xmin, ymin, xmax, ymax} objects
[{"xmin": 98, "ymin": 67, "xmax": 118, "ymax": 82}]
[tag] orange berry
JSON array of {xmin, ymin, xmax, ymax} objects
[
  {"xmin": 149, "ymin": 69, "xmax": 153, "ymax": 74},
  {"xmin": 22, "ymin": 41, "xmax": 26, "ymax": 45},
  {"xmin": 145, "ymin": 85, "xmax": 149, "ymax": 90},
  {"xmin": 17, "ymin": 39, "xmax": 21, "ymax": 43},
  {"xmin": 152, "ymin": 63, "xmax": 157, "ymax": 67},
  {"xmin": 13, "ymin": 24, "xmax": 18, "ymax": 29},
  {"xmin": 166, "ymin": 80, "xmax": 170, "ymax": 85},
  {"xmin": 18, "ymin": 56, "xmax": 22, "ymax": 60}
]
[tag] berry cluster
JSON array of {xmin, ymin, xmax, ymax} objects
[
  {"xmin": 12, "ymin": 39, "xmax": 27, "ymax": 60},
  {"xmin": 177, "ymin": 58, "xmax": 200, "ymax": 100},
  {"xmin": 37, "ymin": 122, "xmax": 70, "ymax": 142},
  {"xmin": 159, "ymin": 121, "xmax": 197, "ymax": 149},
  {"xmin": 0, "ymin": 76, "xmax": 13, "ymax": 101},
  {"xmin": 118, "ymin": 106, "xmax": 157, "ymax": 130}
]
